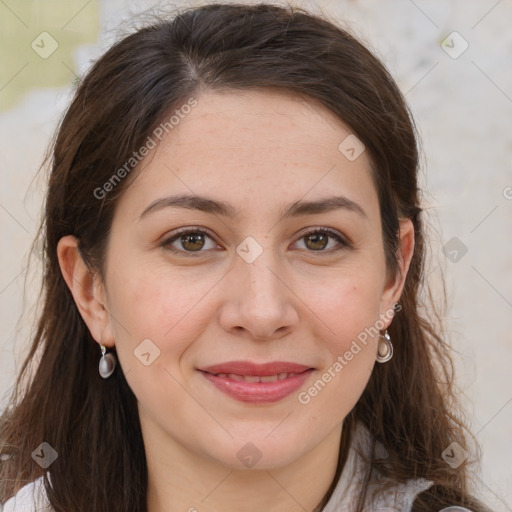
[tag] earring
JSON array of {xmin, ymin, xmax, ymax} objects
[
  {"xmin": 376, "ymin": 330, "xmax": 393, "ymax": 363},
  {"xmin": 98, "ymin": 344, "xmax": 117, "ymax": 379}
]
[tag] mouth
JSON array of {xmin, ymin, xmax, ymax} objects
[
  {"xmin": 197, "ymin": 362, "xmax": 315, "ymax": 403},
  {"xmin": 201, "ymin": 371, "xmax": 306, "ymax": 383},
  {"xmin": 198, "ymin": 360, "xmax": 313, "ymax": 376}
]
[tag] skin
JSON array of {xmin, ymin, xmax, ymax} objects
[{"xmin": 58, "ymin": 88, "xmax": 414, "ymax": 512}]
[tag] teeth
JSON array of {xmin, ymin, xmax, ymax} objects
[
  {"xmin": 227, "ymin": 373, "xmax": 245, "ymax": 382},
  {"xmin": 243, "ymin": 375, "xmax": 261, "ymax": 383},
  {"xmin": 259, "ymin": 375, "xmax": 279, "ymax": 382},
  {"xmin": 214, "ymin": 372, "xmax": 298, "ymax": 382}
]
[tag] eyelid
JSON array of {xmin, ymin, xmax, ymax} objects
[
  {"xmin": 161, "ymin": 225, "xmax": 351, "ymax": 255},
  {"xmin": 165, "ymin": 226, "xmax": 218, "ymax": 241},
  {"xmin": 297, "ymin": 226, "xmax": 351, "ymax": 247},
  {"xmin": 161, "ymin": 226, "xmax": 221, "ymax": 255}
]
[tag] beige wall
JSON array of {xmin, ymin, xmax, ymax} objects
[{"xmin": 1, "ymin": 1, "xmax": 510, "ymax": 509}]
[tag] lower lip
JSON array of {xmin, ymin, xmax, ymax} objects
[{"xmin": 200, "ymin": 369, "xmax": 314, "ymax": 404}]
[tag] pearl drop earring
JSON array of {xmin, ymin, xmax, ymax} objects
[
  {"xmin": 376, "ymin": 330, "xmax": 393, "ymax": 363},
  {"xmin": 98, "ymin": 344, "xmax": 117, "ymax": 378}
]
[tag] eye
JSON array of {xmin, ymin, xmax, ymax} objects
[
  {"xmin": 161, "ymin": 226, "xmax": 350, "ymax": 257},
  {"xmin": 161, "ymin": 228, "xmax": 220, "ymax": 255},
  {"xmin": 294, "ymin": 228, "xmax": 349, "ymax": 253}
]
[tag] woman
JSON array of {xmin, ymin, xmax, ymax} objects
[{"xmin": 0, "ymin": 3, "xmax": 491, "ymax": 511}]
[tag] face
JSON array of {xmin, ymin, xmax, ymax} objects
[{"xmin": 88, "ymin": 89, "xmax": 408, "ymax": 470}]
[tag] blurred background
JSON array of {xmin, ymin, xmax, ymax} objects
[{"xmin": 0, "ymin": 0, "xmax": 511, "ymax": 509}]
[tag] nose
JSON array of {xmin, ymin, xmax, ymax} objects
[{"xmin": 218, "ymin": 248, "xmax": 299, "ymax": 341}]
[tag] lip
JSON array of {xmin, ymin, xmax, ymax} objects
[
  {"xmin": 198, "ymin": 361, "xmax": 314, "ymax": 404},
  {"xmin": 199, "ymin": 361, "xmax": 312, "ymax": 376}
]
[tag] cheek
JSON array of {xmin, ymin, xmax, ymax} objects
[
  {"xmin": 108, "ymin": 270, "xmax": 211, "ymax": 416},
  {"xmin": 299, "ymin": 282, "xmax": 378, "ymax": 420},
  {"xmin": 304, "ymin": 273, "xmax": 382, "ymax": 401},
  {"xmin": 318, "ymin": 273, "xmax": 384, "ymax": 347},
  {"xmin": 110, "ymin": 261, "xmax": 214, "ymax": 335},
  {"xmin": 105, "ymin": 264, "xmax": 215, "ymax": 378}
]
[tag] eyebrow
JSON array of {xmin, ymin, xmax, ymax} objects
[{"xmin": 137, "ymin": 193, "xmax": 367, "ymax": 222}]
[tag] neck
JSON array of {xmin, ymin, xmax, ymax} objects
[{"xmin": 142, "ymin": 418, "xmax": 344, "ymax": 512}]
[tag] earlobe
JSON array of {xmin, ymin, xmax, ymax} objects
[{"xmin": 56, "ymin": 235, "xmax": 114, "ymax": 347}]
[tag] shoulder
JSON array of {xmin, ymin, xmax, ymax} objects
[
  {"xmin": 356, "ymin": 423, "xmax": 435, "ymax": 511},
  {"xmin": 410, "ymin": 484, "xmax": 486, "ymax": 512},
  {"xmin": 365, "ymin": 478, "xmax": 434, "ymax": 511},
  {"xmin": 1, "ymin": 476, "xmax": 53, "ymax": 512},
  {"xmin": 322, "ymin": 421, "xmax": 435, "ymax": 512}
]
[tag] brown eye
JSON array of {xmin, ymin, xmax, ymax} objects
[
  {"xmin": 162, "ymin": 228, "xmax": 218, "ymax": 255},
  {"xmin": 180, "ymin": 233, "xmax": 206, "ymax": 251},
  {"xmin": 295, "ymin": 228, "xmax": 349, "ymax": 253},
  {"xmin": 304, "ymin": 232, "xmax": 329, "ymax": 251}
]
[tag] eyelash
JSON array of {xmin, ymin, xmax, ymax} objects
[{"xmin": 161, "ymin": 226, "xmax": 350, "ymax": 256}]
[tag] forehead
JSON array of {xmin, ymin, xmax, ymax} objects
[
  {"xmin": 115, "ymin": 88, "xmax": 379, "ymax": 223},
  {"xmin": 168, "ymin": 88, "xmax": 355, "ymax": 154}
]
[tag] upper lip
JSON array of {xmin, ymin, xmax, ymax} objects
[{"xmin": 199, "ymin": 361, "xmax": 313, "ymax": 376}]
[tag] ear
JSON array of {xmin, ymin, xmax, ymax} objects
[
  {"xmin": 56, "ymin": 235, "xmax": 115, "ymax": 348},
  {"xmin": 379, "ymin": 218, "xmax": 415, "ymax": 324}
]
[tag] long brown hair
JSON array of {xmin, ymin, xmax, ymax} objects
[{"xmin": 0, "ymin": 3, "xmax": 489, "ymax": 511}]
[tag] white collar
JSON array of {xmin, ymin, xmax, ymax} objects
[{"xmin": 322, "ymin": 422, "xmax": 434, "ymax": 511}]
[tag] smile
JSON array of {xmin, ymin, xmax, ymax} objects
[
  {"xmin": 199, "ymin": 369, "xmax": 314, "ymax": 403},
  {"xmin": 212, "ymin": 372, "xmax": 301, "ymax": 382}
]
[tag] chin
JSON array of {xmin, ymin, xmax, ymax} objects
[{"xmin": 203, "ymin": 436, "xmax": 308, "ymax": 471}]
